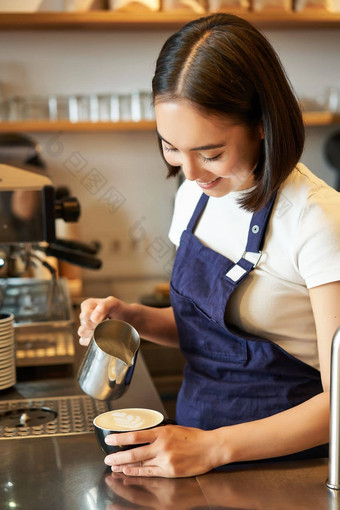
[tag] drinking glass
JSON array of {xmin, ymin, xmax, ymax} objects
[
  {"xmin": 0, "ymin": 100, "xmax": 7, "ymax": 121},
  {"xmin": 119, "ymin": 94, "xmax": 132, "ymax": 121},
  {"xmin": 326, "ymin": 87, "xmax": 340, "ymax": 113},
  {"xmin": 7, "ymin": 96, "xmax": 25, "ymax": 121},
  {"xmin": 23, "ymin": 96, "xmax": 50, "ymax": 120},
  {"xmin": 139, "ymin": 91, "xmax": 154, "ymax": 120}
]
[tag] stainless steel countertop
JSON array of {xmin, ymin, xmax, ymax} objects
[{"xmin": 0, "ymin": 355, "xmax": 336, "ymax": 510}]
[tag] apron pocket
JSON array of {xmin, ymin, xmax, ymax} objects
[{"xmin": 170, "ymin": 282, "xmax": 247, "ymax": 363}]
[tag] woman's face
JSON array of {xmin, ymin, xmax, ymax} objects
[{"xmin": 155, "ymin": 99, "xmax": 263, "ymax": 197}]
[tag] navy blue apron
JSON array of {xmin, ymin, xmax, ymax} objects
[{"xmin": 170, "ymin": 191, "xmax": 328, "ymax": 460}]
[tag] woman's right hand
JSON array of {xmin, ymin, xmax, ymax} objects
[{"xmin": 78, "ymin": 296, "xmax": 130, "ymax": 346}]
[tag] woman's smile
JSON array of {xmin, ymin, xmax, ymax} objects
[{"xmin": 196, "ymin": 177, "xmax": 222, "ymax": 189}]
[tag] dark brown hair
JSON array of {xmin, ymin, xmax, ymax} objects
[{"xmin": 152, "ymin": 13, "xmax": 305, "ymax": 211}]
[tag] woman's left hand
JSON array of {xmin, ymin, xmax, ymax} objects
[{"xmin": 104, "ymin": 424, "xmax": 219, "ymax": 478}]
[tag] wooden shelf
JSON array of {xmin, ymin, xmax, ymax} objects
[
  {"xmin": 0, "ymin": 10, "xmax": 340, "ymax": 30},
  {"xmin": 0, "ymin": 113, "xmax": 339, "ymax": 133},
  {"xmin": 0, "ymin": 120, "xmax": 157, "ymax": 132},
  {"xmin": 303, "ymin": 111, "xmax": 340, "ymax": 125}
]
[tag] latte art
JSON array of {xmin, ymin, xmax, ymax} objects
[
  {"xmin": 94, "ymin": 408, "xmax": 163, "ymax": 431},
  {"xmin": 107, "ymin": 411, "xmax": 144, "ymax": 430}
]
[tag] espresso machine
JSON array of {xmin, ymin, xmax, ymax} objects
[{"xmin": 0, "ymin": 161, "xmax": 102, "ymax": 369}]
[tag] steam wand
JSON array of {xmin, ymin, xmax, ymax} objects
[
  {"xmin": 29, "ymin": 251, "xmax": 57, "ymax": 318},
  {"xmin": 327, "ymin": 327, "xmax": 340, "ymax": 491}
]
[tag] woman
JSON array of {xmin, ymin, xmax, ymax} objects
[{"xmin": 78, "ymin": 13, "xmax": 340, "ymax": 478}]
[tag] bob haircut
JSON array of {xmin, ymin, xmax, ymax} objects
[{"xmin": 152, "ymin": 13, "xmax": 305, "ymax": 211}]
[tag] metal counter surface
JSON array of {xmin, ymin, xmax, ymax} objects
[{"xmin": 0, "ymin": 356, "xmax": 336, "ymax": 510}]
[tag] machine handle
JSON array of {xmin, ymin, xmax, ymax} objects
[
  {"xmin": 53, "ymin": 239, "xmax": 101, "ymax": 255},
  {"xmin": 37, "ymin": 244, "xmax": 102, "ymax": 270}
]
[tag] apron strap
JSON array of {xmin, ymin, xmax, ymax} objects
[
  {"xmin": 184, "ymin": 187, "xmax": 278, "ymax": 285},
  {"xmin": 246, "ymin": 191, "xmax": 278, "ymax": 253},
  {"xmin": 224, "ymin": 191, "xmax": 278, "ymax": 285},
  {"xmin": 186, "ymin": 192, "xmax": 209, "ymax": 233}
]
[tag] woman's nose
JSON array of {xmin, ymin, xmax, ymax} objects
[{"xmin": 181, "ymin": 156, "xmax": 200, "ymax": 181}]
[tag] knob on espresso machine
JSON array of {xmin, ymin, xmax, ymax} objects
[{"xmin": 54, "ymin": 195, "xmax": 81, "ymax": 223}]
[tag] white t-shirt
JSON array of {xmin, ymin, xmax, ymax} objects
[{"xmin": 169, "ymin": 164, "xmax": 340, "ymax": 370}]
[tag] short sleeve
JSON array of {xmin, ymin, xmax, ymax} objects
[{"xmin": 296, "ymin": 186, "xmax": 340, "ymax": 288}]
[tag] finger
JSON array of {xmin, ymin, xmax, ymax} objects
[
  {"xmin": 79, "ymin": 297, "xmax": 114, "ymax": 326},
  {"xmin": 77, "ymin": 318, "xmax": 96, "ymax": 331},
  {"xmin": 78, "ymin": 326, "xmax": 91, "ymax": 336},
  {"xmin": 113, "ymin": 460, "xmax": 145, "ymax": 469},
  {"xmin": 80, "ymin": 298, "xmax": 99, "ymax": 318},
  {"xmin": 78, "ymin": 300, "xmax": 100, "ymax": 335},
  {"xmin": 105, "ymin": 443, "xmax": 155, "ymax": 469},
  {"xmin": 110, "ymin": 456, "xmax": 164, "ymax": 470},
  {"xmin": 110, "ymin": 461, "xmax": 152, "ymax": 473},
  {"xmin": 120, "ymin": 464, "xmax": 166, "ymax": 478},
  {"xmin": 79, "ymin": 337, "xmax": 89, "ymax": 346},
  {"xmin": 78, "ymin": 315, "xmax": 96, "ymax": 329},
  {"xmin": 77, "ymin": 322, "xmax": 93, "ymax": 335},
  {"xmin": 90, "ymin": 296, "xmax": 117, "ymax": 323},
  {"xmin": 105, "ymin": 429, "xmax": 158, "ymax": 449},
  {"xmin": 77, "ymin": 322, "xmax": 95, "ymax": 345},
  {"xmin": 79, "ymin": 310, "xmax": 99, "ymax": 329},
  {"xmin": 78, "ymin": 299, "xmax": 106, "ymax": 344}
]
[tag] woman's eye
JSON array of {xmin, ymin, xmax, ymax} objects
[
  {"xmin": 163, "ymin": 145, "xmax": 178, "ymax": 153},
  {"xmin": 201, "ymin": 153, "xmax": 223, "ymax": 163}
]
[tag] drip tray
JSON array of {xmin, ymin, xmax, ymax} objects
[{"xmin": 0, "ymin": 396, "xmax": 109, "ymax": 439}]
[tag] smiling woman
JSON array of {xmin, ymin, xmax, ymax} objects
[{"xmin": 77, "ymin": 13, "xmax": 340, "ymax": 478}]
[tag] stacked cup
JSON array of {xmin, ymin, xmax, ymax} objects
[{"xmin": 0, "ymin": 313, "xmax": 16, "ymax": 390}]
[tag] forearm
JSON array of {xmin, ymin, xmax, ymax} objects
[
  {"xmin": 125, "ymin": 303, "xmax": 179, "ymax": 348},
  {"xmin": 211, "ymin": 392, "xmax": 329, "ymax": 466}
]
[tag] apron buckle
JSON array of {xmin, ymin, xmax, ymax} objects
[
  {"xmin": 224, "ymin": 251, "xmax": 262, "ymax": 283},
  {"xmin": 242, "ymin": 250, "xmax": 263, "ymax": 268}
]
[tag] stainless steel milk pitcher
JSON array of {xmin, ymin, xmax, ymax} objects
[{"xmin": 77, "ymin": 319, "xmax": 140, "ymax": 401}]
